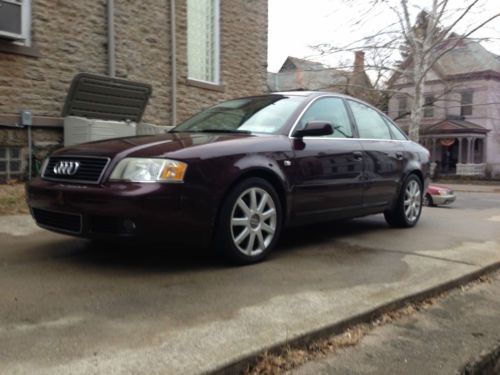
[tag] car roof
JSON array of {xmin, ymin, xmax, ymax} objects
[{"xmin": 271, "ymin": 90, "xmax": 353, "ymax": 99}]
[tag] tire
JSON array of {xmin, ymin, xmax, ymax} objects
[
  {"xmin": 215, "ymin": 177, "xmax": 282, "ymax": 264},
  {"xmin": 423, "ymin": 193, "xmax": 434, "ymax": 207},
  {"xmin": 384, "ymin": 174, "xmax": 423, "ymax": 228}
]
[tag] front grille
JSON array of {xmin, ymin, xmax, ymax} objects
[
  {"xmin": 32, "ymin": 208, "xmax": 82, "ymax": 234},
  {"xmin": 42, "ymin": 156, "xmax": 110, "ymax": 184}
]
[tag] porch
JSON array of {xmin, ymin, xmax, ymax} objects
[{"xmin": 419, "ymin": 119, "xmax": 489, "ymax": 177}]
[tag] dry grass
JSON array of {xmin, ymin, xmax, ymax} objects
[
  {"xmin": 244, "ymin": 296, "xmax": 444, "ymax": 375},
  {"xmin": 244, "ymin": 272, "xmax": 499, "ymax": 375},
  {"xmin": 0, "ymin": 182, "xmax": 29, "ymax": 215}
]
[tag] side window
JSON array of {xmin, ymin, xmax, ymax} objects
[
  {"xmin": 383, "ymin": 117, "xmax": 408, "ymax": 140},
  {"xmin": 348, "ymin": 100, "xmax": 392, "ymax": 140},
  {"xmin": 298, "ymin": 97, "xmax": 352, "ymax": 138}
]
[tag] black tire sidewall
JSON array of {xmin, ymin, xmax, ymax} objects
[{"xmin": 215, "ymin": 177, "xmax": 282, "ymax": 264}]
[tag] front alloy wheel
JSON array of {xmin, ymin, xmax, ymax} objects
[
  {"xmin": 230, "ymin": 187, "xmax": 277, "ymax": 257},
  {"xmin": 216, "ymin": 178, "xmax": 282, "ymax": 264}
]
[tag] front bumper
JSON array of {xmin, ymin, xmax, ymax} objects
[
  {"xmin": 27, "ymin": 177, "xmax": 215, "ymax": 246},
  {"xmin": 430, "ymin": 193, "xmax": 456, "ymax": 205}
]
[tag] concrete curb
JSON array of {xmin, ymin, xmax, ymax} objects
[{"xmin": 212, "ymin": 261, "xmax": 500, "ymax": 375}]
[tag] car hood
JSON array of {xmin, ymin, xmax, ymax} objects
[{"xmin": 54, "ymin": 132, "xmax": 256, "ymax": 160}]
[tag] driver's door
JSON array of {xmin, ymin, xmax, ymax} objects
[{"xmin": 291, "ymin": 97, "xmax": 364, "ymax": 223}]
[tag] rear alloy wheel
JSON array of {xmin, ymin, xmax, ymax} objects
[
  {"xmin": 384, "ymin": 174, "xmax": 423, "ymax": 228},
  {"xmin": 216, "ymin": 178, "xmax": 282, "ymax": 264}
]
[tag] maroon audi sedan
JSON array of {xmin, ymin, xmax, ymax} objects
[{"xmin": 28, "ymin": 92, "xmax": 430, "ymax": 264}]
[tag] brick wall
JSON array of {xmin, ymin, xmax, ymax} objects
[
  {"xmin": 0, "ymin": 0, "xmax": 268, "ymax": 180},
  {"xmin": 0, "ymin": 0, "xmax": 267, "ymax": 125}
]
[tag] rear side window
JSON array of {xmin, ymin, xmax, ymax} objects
[
  {"xmin": 348, "ymin": 100, "xmax": 391, "ymax": 140},
  {"xmin": 383, "ymin": 117, "xmax": 408, "ymax": 140},
  {"xmin": 297, "ymin": 97, "xmax": 353, "ymax": 138}
]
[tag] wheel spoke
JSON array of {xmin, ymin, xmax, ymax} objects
[
  {"xmin": 246, "ymin": 232, "xmax": 256, "ymax": 254},
  {"xmin": 237, "ymin": 198, "xmax": 251, "ymax": 217},
  {"xmin": 250, "ymin": 189, "xmax": 258, "ymax": 211},
  {"xmin": 262, "ymin": 208, "xmax": 276, "ymax": 220},
  {"xmin": 256, "ymin": 230, "xmax": 265, "ymax": 250},
  {"xmin": 262, "ymin": 222, "xmax": 275, "ymax": 234},
  {"xmin": 257, "ymin": 193, "xmax": 269, "ymax": 213},
  {"xmin": 231, "ymin": 217, "xmax": 248, "ymax": 226},
  {"xmin": 235, "ymin": 227, "xmax": 250, "ymax": 245}
]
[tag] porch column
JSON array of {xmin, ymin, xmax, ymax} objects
[
  {"xmin": 458, "ymin": 138, "xmax": 463, "ymax": 163},
  {"xmin": 432, "ymin": 138, "xmax": 437, "ymax": 162},
  {"xmin": 466, "ymin": 137, "xmax": 471, "ymax": 163},
  {"xmin": 472, "ymin": 138, "xmax": 477, "ymax": 163},
  {"xmin": 482, "ymin": 138, "xmax": 487, "ymax": 163}
]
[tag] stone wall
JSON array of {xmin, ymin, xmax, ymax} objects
[{"xmin": 0, "ymin": 0, "xmax": 268, "ymax": 181}]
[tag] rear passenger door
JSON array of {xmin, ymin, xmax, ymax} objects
[{"xmin": 346, "ymin": 100, "xmax": 407, "ymax": 208}]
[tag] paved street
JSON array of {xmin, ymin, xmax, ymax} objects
[{"xmin": 1, "ymin": 189, "xmax": 500, "ymax": 374}]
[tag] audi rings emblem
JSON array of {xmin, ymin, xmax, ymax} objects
[{"xmin": 53, "ymin": 161, "xmax": 80, "ymax": 176}]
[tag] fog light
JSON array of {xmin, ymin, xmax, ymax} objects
[{"xmin": 123, "ymin": 220, "xmax": 136, "ymax": 233}]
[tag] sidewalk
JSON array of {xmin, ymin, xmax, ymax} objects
[{"xmin": 293, "ymin": 272, "xmax": 500, "ymax": 375}]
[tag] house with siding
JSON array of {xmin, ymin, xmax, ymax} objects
[
  {"xmin": 388, "ymin": 38, "xmax": 500, "ymax": 177},
  {"xmin": 0, "ymin": 0, "xmax": 268, "ymax": 183}
]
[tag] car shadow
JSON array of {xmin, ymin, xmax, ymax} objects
[{"xmin": 56, "ymin": 216, "xmax": 390, "ymax": 273}]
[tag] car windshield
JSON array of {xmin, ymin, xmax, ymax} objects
[{"xmin": 172, "ymin": 95, "xmax": 305, "ymax": 134}]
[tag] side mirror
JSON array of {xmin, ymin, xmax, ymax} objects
[{"xmin": 293, "ymin": 121, "xmax": 333, "ymax": 138}]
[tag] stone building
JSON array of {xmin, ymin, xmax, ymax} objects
[
  {"xmin": 0, "ymin": 0, "xmax": 268, "ymax": 182},
  {"xmin": 388, "ymin": 38, "xmax": 500, "ymax": 177},
  {"xmin": 267, "ymin": 52, "xmax": 376, "ymax": 105}
]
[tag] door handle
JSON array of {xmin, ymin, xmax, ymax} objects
[
  {"xmin": 353, "ymin": 151, "xmax": 363, "ymax": 160},
  {"xmin": 395, "ymin": 152, "xmax": 404, "ymax": 160}
]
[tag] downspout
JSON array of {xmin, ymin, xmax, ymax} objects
[
  {"xmin": 107, "ymin": 0, "xmax": 116, "ymax": 77},
  {"xmin": 170, "ymin": 0, "xmax": 177, "ymax": 126}
]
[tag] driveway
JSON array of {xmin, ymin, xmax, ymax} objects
[{"xmin": 1, "ymin": 190, "xmax": 500, "ymax": 374}]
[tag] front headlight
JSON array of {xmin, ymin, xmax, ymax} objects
[{"xmin": 109, "ymin": 158, "xmax": 187, "ymax": 183}]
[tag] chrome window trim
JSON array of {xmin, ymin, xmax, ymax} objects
[
  {"xmin": 288, "ymin": 94, "xmax": 411, "ymax": 142},
  {"xmin": 288, "ymin": 94, "xmax": 337, "ymax": 139},
  {"xmin": 41, "ymin": 155, "xmax": 111, "ymax": 185}
]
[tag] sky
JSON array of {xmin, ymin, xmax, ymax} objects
[{"xmin": 267, "ymin": 0, "xmax": 500, "ymax": 73}]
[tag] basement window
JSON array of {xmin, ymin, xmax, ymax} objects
[{"xmin": 0, "ymin": 147, "xmax": 23, "ymax": 183}]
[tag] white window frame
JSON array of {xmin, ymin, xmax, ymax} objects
[
  {"xmin": 187, "ymin": 0, "xmax": 220, "ymax": 85},
  {"xmin": 0, "ymin": 0, "xmax": 31, "ymax": 45}
]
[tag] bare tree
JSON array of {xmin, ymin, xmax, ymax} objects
[{"xmin": 313, "ymin": 0, "xmax": 500, "ymax": 142}]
